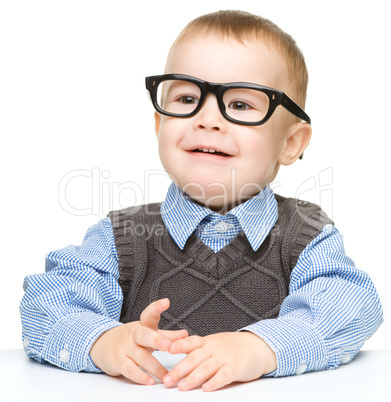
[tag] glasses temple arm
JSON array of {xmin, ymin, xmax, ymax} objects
[
  {"xmin": 281, "ymin": 94, "xmax": 311, "ymax": 125},
  {"xmin": 280, "ymin": 94, "xmax": 309, "ymax": 160}
]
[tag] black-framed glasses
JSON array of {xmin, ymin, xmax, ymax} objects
[{"xmin": 145, "ymin": 73, "xmax": 311, "ymax": 127}]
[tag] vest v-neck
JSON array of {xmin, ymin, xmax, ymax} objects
[
  {"xmin": 183, "ymin": 231, "xmax": 251, "ymax": 278},
  {"xmin": 158, "ymin": 201, "xmax": 271, "ymax": 279}
]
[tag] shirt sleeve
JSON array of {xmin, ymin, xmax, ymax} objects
[
  {"xmin": 241, "ymin": 224, "xmax": 384, "ymax": 377},
  {"xmin": 20, "ymin": 217, "xmax": 123, "ymax": 372}
]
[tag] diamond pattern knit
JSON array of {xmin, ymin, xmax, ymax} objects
[{"xmin": 109, "ymin": 194, "xmax": 333, "ymax": 336}]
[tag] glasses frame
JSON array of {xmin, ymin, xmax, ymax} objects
[{"xmin": 145, "ymin": 73, "xmax": 311, "ymax": 127}]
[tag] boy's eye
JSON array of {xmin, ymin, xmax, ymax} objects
[
  {"xmin": 229, "ymin": 100, "xmax": 251, "ymax": 111},
  {"xmin": 179, "ymin": 95, "xmax": 199, "ymax": 105}
]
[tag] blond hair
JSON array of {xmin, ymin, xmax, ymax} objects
[{"xmin": 168, "ymin": 10, "xmax": 308, "ymax": 108}]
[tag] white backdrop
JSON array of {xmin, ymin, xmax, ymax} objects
[{"xmin": 1, "ymin": 0, "xmax": 389, "ymax": 350}]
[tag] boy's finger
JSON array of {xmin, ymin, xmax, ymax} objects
[
  {"xmin": 169, "ymin": 335, "xmax": 205, "ymax": 354},
  {"xmin": 133, "ymin": 326, "xmax": 172, "ymax": 351},
  {"xmin": 140, "ymin": 298, "xmax": 170, "ymax": 330},
  {"xmin": 158, "ymin": 329, "xmax": 189, "ymax": 341},
  {"xmin": 202, "ymin": 366, "xmax": 233, "ymax": 392},
  {"xmin": 163, "ymin": 347, "xmax": 209, "ymax": 387},
  {"xmin": 128, "ymin": 347, "xmax": 169, "ymax": 382},
  {"xmin": 177, "ymin": 357, "xmax": 221, "ymax": 391},
  {"xmin": 119, "ymin": 358, "xmax": 156, "ymax": 385}
]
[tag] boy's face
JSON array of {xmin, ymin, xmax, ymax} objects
[{"xmin": 155, "ymin": 34, "xmax": 305, "ymax": 212}]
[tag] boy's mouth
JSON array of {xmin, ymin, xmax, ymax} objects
[{"xmin": 191, "ymin": 148, "xmax": 231, "ymax": 157}]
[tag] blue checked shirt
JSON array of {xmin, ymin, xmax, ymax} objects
[{"xmin": 20, "ymin": 183, "xmax": 383, "ymax": 377}]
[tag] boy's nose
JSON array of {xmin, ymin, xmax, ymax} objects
[{"xmin": 194, "ymin": 94, "xmax": 226, "ymax": 132}]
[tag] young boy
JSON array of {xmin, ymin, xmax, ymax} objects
[{"xmin": 20, "ymin": 10, "xmax": 383, "ymax": 392}]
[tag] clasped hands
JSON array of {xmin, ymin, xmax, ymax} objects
[{"xmin": 90, "ymin": 298, "xmax": 277, "ymax": 392}]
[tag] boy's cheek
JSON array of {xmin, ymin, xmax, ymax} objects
[{"xmin": 154, "ymin": 112, "xmax": 161, "ymax": 137}]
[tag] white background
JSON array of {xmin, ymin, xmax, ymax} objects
[{"xmin": 0, "ymin": 0, "xmax": 389, "ymax": 351}]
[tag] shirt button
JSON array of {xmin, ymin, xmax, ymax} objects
[
  {"xmin": 341, "ymin": 354, "xmax": 350, "ymax": 364},
  {"xmin": 60, "ymin": 348, "xmax": 70, "ymax": 364},
  {"xmin": 295, "ymin": 363, "xmax": 307, "ymax": 375},
  {"xmin": 23, "ymin": 337, "xmax": 29, "ymax": 349},
  {"xmin": 215, "ymin": 221, "xmax": 229, "ymax": 234}
]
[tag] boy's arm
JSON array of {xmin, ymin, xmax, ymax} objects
[
  {"xmin": 242, "ymin": 224, "xmax": 383, "ymax": 377},
  {"xmin": 166, "ymin": 224, "xmax": 383, "ymax": 390},
  {"xmin": 20, "ymin": 217, "xmax": 188, "ymax": 379},
  {"xmin": 20, "ymin": 217, "xmax": 123, "ymax": 372}
]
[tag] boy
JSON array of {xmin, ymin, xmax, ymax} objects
[{"xmin": 20, "ymin": 10, "xmax": 383, "ymax": 392}]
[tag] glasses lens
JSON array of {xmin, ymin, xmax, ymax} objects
[
  {"xmin": 223, "ymin": 88, "xmax": 270, "ymax": 123},
  {"xmin": 156, "ymin": 79, "xmax": 201, "ymax": 115}
]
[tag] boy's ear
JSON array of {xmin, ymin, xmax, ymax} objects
[
  {"xmin": 278, "ymin": 122, "xmax": 312, "ymax": 166},
  {"xmin": 154, "ymin": 112, "xmax": 161, "ymax": 138}
]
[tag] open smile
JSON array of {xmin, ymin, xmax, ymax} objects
[{"xmin": 191, "ymin": 148, "xmax": 231, "ymax": 157}]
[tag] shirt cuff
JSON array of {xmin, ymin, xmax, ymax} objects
[
  {"xmin": 242, "ymin": 318, "xmax": 327, "ymax": 377},
  {"xmin": 27, "ymin": 312, "xmax": 122, "ymax": 372}
]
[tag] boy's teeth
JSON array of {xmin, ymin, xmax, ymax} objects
[{"xmin": 199, "ymin": 148, "xmax": 216, "ymax": 153}]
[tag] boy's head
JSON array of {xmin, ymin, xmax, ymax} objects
[
  {"xmin": 151, "ymin": 10, "xmax": 312, "ymax": 213},
  {"xmin": 168, "ymin": 10, "xmax": 308, "ymax": 109}
]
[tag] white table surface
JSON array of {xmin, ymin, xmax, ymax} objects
[{"xmin": 1, "ymin": 349, "xmax": 390, "ymax": 402}]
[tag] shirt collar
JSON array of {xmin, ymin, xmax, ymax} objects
[
  {"xmin": 161, "ymin": 183, "xmax": 210, "ymax": 249},
  {"xmin": 228, "ymin": 185, "xmax": 278, "ymax": 251},
  {"xmin": 160, "ymin": 182, "xmax": 278, "ymax": 251}
]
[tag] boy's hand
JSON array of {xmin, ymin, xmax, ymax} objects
[
  {"xmin": 163, "ymin": 332, "xmax": 277, "ymax": 392},
  {"xmin": 90, "ymin": 298, "xmax": 188, "ymax": 385}
]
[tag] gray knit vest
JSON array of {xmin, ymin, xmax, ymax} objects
[{"xmin": 108, "ymin": 194, "xmax": 332, "ymax": 336}]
